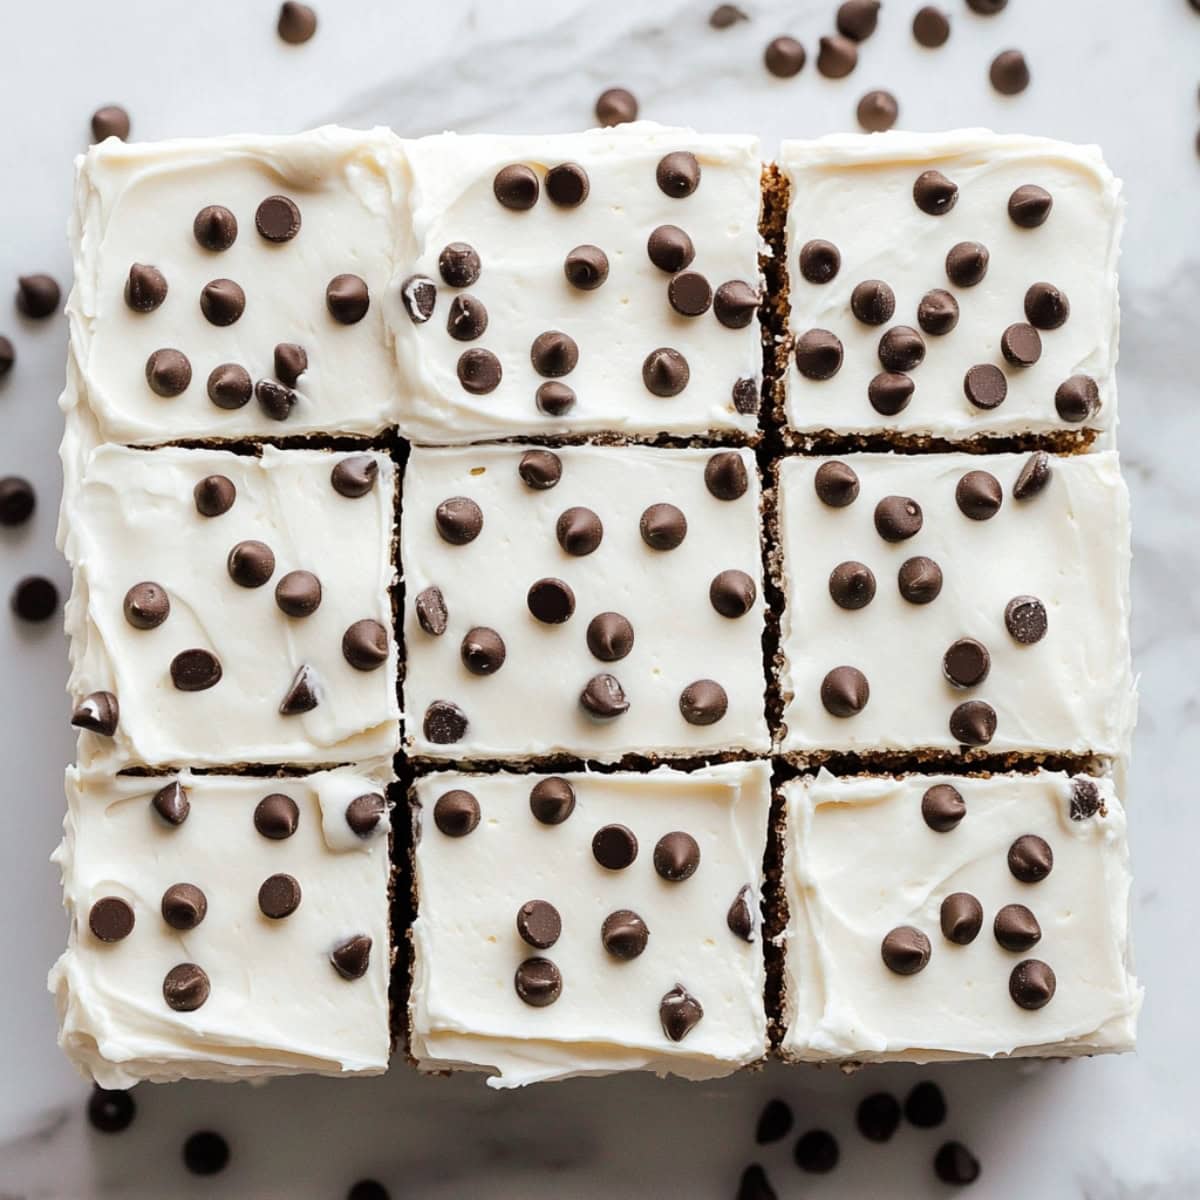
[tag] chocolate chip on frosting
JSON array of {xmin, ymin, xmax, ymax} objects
[
  {"xmin": 764, "ymin": 35, "xmax": 806, "ymax": 77},
  {"xmin": 194, "ymin": 205, "xmax": 237, "ymax": 251},
  {"xmin": 518, "ymin": 449, "xmax": 562, "ymax": 490},
  {"xmin": 642, "ymin": 347, "xmax": 690, "ymax": 396},
  {"xmin": 254, "ymin": 793, "xmax": 299, "ymax": 839},
  {"xmin": 1008, "ymin": 833, "xmax": 1053, "ymax": 882},
  {"xmin": 415, "ymin": 586, "xmax": 449, "ymax": 636},
  {"xmin": 593, "ymin": 823, "xmax": 638, "ymax": 869},
  {"xmin": 1024, "ymin": 281, "xmax": 1070, "ymax": 330},
  {"xmin": 917, "ymin": 288, "xmax": 959, "ymax": 336},
  {"xmin": 16, "ymin": 274, "xmax": 60, "ymax": 318},
  {"xmin": 874, "ymin": 495, "xmax": 922, "ymax": 541},
  {"xmin": 228, "ymin": 539, "xmax": 275, "ymax": 587},
  {"xmin": 556, "ymin": 506, "xmax": 603, "ymax": 556},
  {"xmin": 530, "ymin": 777, "xmax": 576, "ymax": 825},
  {"xmin": 710, "ymin": 569, "xmax": 757, "ymax": 618},
  {"xmin": 955, "ymin": 469, "xmax": 1003, "ymax": 520},
  {"xmin": 713, "ymin": 280, "xmax": 760, "ymax": 330},
  {"xmin": 72, "ymin": 691, "xmax": 119, "ymax": 737},
  {"xmin": 668, "ymin": 271, "xmax": 713, "ymax": 317},
  {"xmin": 654, "ymin": 831, "xmax": 701, "ymax": 882},
  {"xmin": 680, "ymin": 679, "xmax": 728, "ymax": 725},
  {"xmin": 438, "ymin": 243, "xmax": 481, "ymax": 288},
  {"xmin": 152, "ymin": 781, "xmax": 190, "ymax": 826},
  {"xmin": 799, "ymin": 240, "xmax": 841, "ymax": 285},
  {"xmin": 858, "ymin": 90, "xmax": 899, "ymax": 132},
  {"xmin": 345, "ymin": 793, "xmax": 385, "ymax": 838},
  {"xmin": 91, "ymin": 105, "xmax": 131, "ymax": 142},
  {"xmin": 595, "ymin": 87, "xmax": 638, "ymax": 126},
  {"xmin": 794, "ymin": 1130, "xmax": 839, "ymax": 1174},
  {"xmin": 531, "ymin": 330, "xmax": 579, "ymax": 377},
  {"xmin": 814, "ymin": 461, "xmax": 859, "ymax": 507},
  {"xmin": 829, "ymin": 561, "xmax": 876, "ymax": 610},
  {"xmin": 275, "ymin": 570, "xmax": 322, "ymax": 617},
  {"xmin": 934, "ymin": 1142, "xmax": 982, "ymax": 1186},
  {"xmin": 536, "ymin": 381, "xmax": 575, "ymax": 415},
  {"xmin": 89, "ymin": 896, "xmax": 135, "ymax": 942},
  {"xmin": 794, "ymin": 329, "xmax": 843, "ymax": 380},
  {"xmin": 837, "ymin": 0, "xmax": 880, "ymax": 39},
  {"xmin": 400, "ymin": 275, "xmax": 437, "ymax": 323},
  {"xmin": 990, "ymin": 48, "xmax": 1030, "ymax": 95},
  {"xmin": 255, "ymin": 379, "xmax": 296, "ymax": 420},
  {"xmin": 342, "ymin": 618, "xmax": 388, "ymax": 670},
  {"xmin": 586, "ymin": 612, "xmax": 635, "ymax": 662},
  {"xmin": 913, "ymin": 6, "xmax": 950, "ymax": 47},
  {"xmin": 434, "ymin": 789, "xmax": 480, "ymax": 837},
  {"xmin": 145, "ymin": 348, "xmax": 192, "ymax": 397},
  {"xmin": 207, "ymin": 363, "xmax": 252, "ymax": 409},
  {"xmin": 564, "ymin": 245, "xmax": 609, "ymax": 291},
  {"xmin": 326, "ymin": 273, "xmax": 370, "ymax": 324},
  {"xmin": 881, "ymin": 926, "xmax": 931, "ymax": 975},
  {"xmin": 656, "ymin": 151, "xmax": 701, "ymax": 198},
  {"xmin": 1009, "ymin": 959, "xmax": 1055, "ymax": 1009},
  {"xmin": 123, "ymin": 581, "xmax": 169, "ymax": 629},
  {"xmin": 868, "ymin": 372, "xmax": 914, "ymax": 416},
  {"xmin": 329, "ymin": 456, "xmax": 377, "ymax": 500},
  {"xmin": 963, "ymin": 363, "xmax": 1007, "ymax": 410},
  {"xmin": 279, "ymin": 663, "xmax": 319, "ymax": 715},
  {"xmin": 1070, "ymin": 777, "xmax": 1103, "ymax": 820},
  {"xmin": 331, "ymin": 935, "xmax": 372, "ymax": 981},
  {"xmin": 728, "ymin": 884, "xmax": 756, "ymax": 942},
  {"xmin": 705, "ymin": 451, "xmax": 749, "ymax": 500},
  {"xmin": 994, "ymin": 903, "xmax": 1041, "ymax": 952},
  {"xmin": 647, "ymin": 225, "xmax": 695, "ymax": 273},
  {"xmin": 515, "ymin": 957, "xmax": 562, "ymax": 1007},
  {"xmin": 949, "ymin": 699, "xmax": 996, "ymax": 746},
  {"xmin": 660, "ymin": 984, "xmax": 704, "ymax": 1041},
  {"xmin": 258, "ymin": 874, "xmax": 302, "ymax": 920},
  {"xmin": 493, "ymin": 164, "xmax": 540, "ymax": 210},
  {"xmin": 878, "ymin": 326, "xmax": 925, "ymax": 372},
  {"xmin": 517, "ymin": 900, "xmax": 562, "ymax": 950},
  {"xmin": 1004, "ymin": 595, "xmax": 1047, "ymax": 644},
  {"xmin": 461, "ymin": 626, "xmax": 506, "ymax": 675},
  {"xmin": 913, "ymin": 169, "xmax": 958, "ymax": 215},
  {"xmin": 945, "ymin": 241, "xmax": 989, "ymax": 287},
  {"xmin": 445, "ymin": 294, "xmax": 488, "ymax": 342},
  {"xmin": 88, "ymin": 1086, "xmax": 136, "ymax": 1134},
  {"xmin": 163, "ymin": 963, "xmax": 210, "ymax": 1011},
  {"xmin": 940, "ymin": 892, "xmax": 983, "ymax": 945},
  {"xmin": 124, "ymin": 263, "xmax": 167, "ymax": 312},
  {"xmin": 527, "ymin": 577, "xmax": 576, "ymax": 624},
  {"xmin": 817, "ymin": 34, "xmax": 858, "ymax": 78},
  {"xmin": 277, "ymin": 2, "xmax": 317, "ymax": 42},
  {"xmin": 162, "ymin": 883, "xmax": 208, "ymax": 930},
  {"xmin": 546, "ymin": 163, "xmax": 590, "ymax": 207},
  {"xmin": 709, "ymin": 4, "xmax": 747, "ymax": 28},
  {"xmin": 851, "ymin": 279, "xmax": 895, "ymax": 326},
  {"xmin": 255, "ymin": 195, "xmax": 301, "ymax": 242},
  {"xmin": 921, "ymin": 783, "xmax": 965, "ymax": 831},
  {"xmin": 194, "ymin": 474, "xmax": 236, "ymax": 517},
  {"xmin": 602, "ymin": 909, "xmax": 650, "ymax": 959},
  {"xmin": 170, "ymin": 648, "xmax": 223, "ymax": 692},
  {"xmin": 1055, "ymin": 375, "xmax": 1099, "ymax": 423},
  {"xmin": 199, "ymin": 278, "xmax": 245, "ymax": 326},
  {"xmin": 580, "ymin": 673, "xmax": 630, "ymax": 719},
  {"xmin": 1001, "ymin": 322, "xmax": 1042, "ymax": 367},
  {"xmin": 435, "ymin": 496, "xmax": 483, "ymax": 545},
  {"xmin": 820, "ymin": 665, "xmax": 869, "ymax": 717},
  {"xmin": 640, "ymin": 502, "xmax": 688, "ymax": 550},
  {"xmin": 1008, "ymin": 184, "xmax": 1053, "ymax": 228}
]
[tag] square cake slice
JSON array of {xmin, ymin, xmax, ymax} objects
[
  {"xmin": 49, "ymin": 762, "xmax": 394, "ymax": 1086},
  {"xmin": 65, "ymin": 127, "xmax": 408, "ymax": 444},
  {"xmin": 401, "ymin": 443, "xmax": 769, "ymax": 762},
  {"xmin": 64, "ymin": 445, "xmax": 399, "ymax": 770},
  {"xmin": 778, "ymin": 131, "xmax": 1122, "ymax": 445},
  {"xmin": 409, "ymin": 762, "xmax": 770, "ymax": 1087},
  {"xmin": 780, "ymin": 770, "xmax": 1141, "ymax": 1063},
  {"xmin": 391, "ymin": 125, "xmax": 763, "ymax": 443},
  {"xmin": 776, "ymin": 451, "xmax": 1134, "ymax": 761}
]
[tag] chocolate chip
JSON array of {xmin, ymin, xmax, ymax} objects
[
  {"xmin": 331, "ymin": 935, "xmax": 372, "ymax": 981},
  {"xmin": 851, "ymin": 279, "xmax": 895, "ymax": 325},
  {"xmin": 0, "ymin": 338, "xmax": 14, "ymax": 378},
  {"xmin": 640, "ymin": 502, "xmax": 688, "ymax": 550},
  {"xmin": 1008, "ymin": 184, "xmax": 1053, "ymax": 228},
  {"xmin": 904, "ymin": 1081, "xmax": 946, "ymax": 1128},
  {"xmin": 1024, "ymin": 281, "xmax": 1070, "ymax": 329},
  {"xmin": 415, "ymin": 587, "xmax": 449, "ymax": 636},
  {"xmin": 16, "ymin": 274, "xmax": 60, "ymax": 318},
  {"xmin": 461, "ymin": 626, "xmax": 506, "ymax": 675},
  {"xmin": 123, "ymin": 581, "xmax": 169, "ymax": 629},
  {"xmin": 593, "ymin": 823, "xmax": 638, "ymax": 869},
  {"xmin": 255, "ymin": 379, "xmax": 296, "ymax": 420},
  {"xmin": 527, "ymin": 577, "xmax": 576, "ymax": 624},
  {"xmin": 580, "ymin": 674, "xmax": 629, "ymax": 719},
  {"xmin": 1001, "ymin": 322, "xmax": 1042, "ymax": 367},
  {"xmin": 945, "ymin": 241, "xmax": 989, "ymax": 287},
  {"xmin": 794, "ymin": 1130, "xmax": 839, "ymax": 1173},
  {"xmin": 990, "ymin": 48, "xmax": 1030, "ymax": 95},
  {"xmin": 326, "ymin": 273, "xmax": 370, "ymax": 324},
  {"xmin": 564, "ymin": 245, "xmax": 609, "ymax": 290},
  {"xmin": 764, "ymin": 35, "xmax": 806, "ymax": 77},
  {"xmin": 799, "ymin": 240, "xmax": 841, "ymax": 285},
  {"xmin": 254, "ymin": 793, "xmax": 300, "ymax": 839},
  {"xmin": 1004, "ymin": 595, "xmax": 1047, "ymax": 644},
  {"xmin": 940, "ymin": 892, "xmax": 983, "ymax": 944},
  {"xmin": 817, "ymin": 35, "xmax": 858, "ymax": 78},
  {"xmin": 342, "ymin": 618, "xmax": 389, "ymax": 670},
  {"xmin": 586, "ymin": 612, "xmax": 635, "ymax": 662},
  {"xmin": 88, "ymin": 1086, "xmax": 136, "ymax": 1134},
  {"xmin": 934, "ymin": 1142, "xmax": 981, "ymax": 1185},
  {"xmin": 878, "ymin": 326, "xmax": 925, "ymax": 372},
  {"xmin": 955, "ymin": 469, "xmax": 1003, "ymax": 520},
  {"xmin": 348, "ymin": 1178, "xmax": 388, "ymax": 1199},
  {"xmin": 346, "ymin": 793, "xmax": 385, "ymax": 837},
  {"xmin": 90, "ymin": 105, "xmax": 130, "ymax": 141},
  {"xmin": 881, "ymin": 925, "xmax": 931, "ymax": 975},
  {"xmin": 705, "ymin": 452, "xmax": 749, "ymax": 502},
  {"xmin": 456, "ymin": 349, "xmax": 502, "ymax": 394},
  {"xmin": 709, "ymin": 4, "xmax": 748, "ymax": 28},
  {"xmin": 206, "ymin": 363, "xmax": 252, "ymax": 409},
  {"xmin": 868, "ymin": 372, "xmax": 914, "ymax": 416},
  {"xmin": 1009, "ymin": 959, "xmax": 1055, "ymax": 1009},
  {"xmin": 922, "ymin": 783, "xmax": 965, "ymax": 831},
  {"xmin": 228, "ymin": 540, "xmax": 275, "ymax": 587},
  {"xmin": 493, "ymin": 164, "xmax": 539, "ymax": 210},
  {"xmin": 89, "ymin": 896, "xmax": 135, "ymax": 942},
  {"xmin": 912, "ymin": 169, "xmax": 958, "ymax": 216},
  {"xmin": 728, "ymin": 884, "xmax": 756, "ymax": 941},
  {"xmin": 193, "ymin": 206, "xmax": 237, "ymax": 251},
  {"xmin": 874, "ymin": 495, "xmax": 922, "ymax": 541},
  {"xmin": 275, "ymin": 570, "xmax": 322, "ymax": 618},
  {"xmin": 1008, "ymin": 833, "xmax": 1053, "ymax": 883},
  {"xmin": 710, "ymin": 569, "xmax": 757, "ymax": 618},
  {"xmin": 0, "ymin": 477, "xmax": 33, "ymax": 526},
  {"xmin": 1012, "ymin": 453, "xmax": 1051, "ymax": 501},
  {"xmin": 530, "ymin": 777, "xmax": 576, "ymax": 825},
  {"xmin": 795, "ymin": 329, "xmax": 843, "ymax": 380},
  {"xmin": 680, "ymin": 679, "xmax": 728, "ymax": 725},
  {"xmin": 857, "ymin": 1092, "xmax": 901, "ymax": 1142},
  {"xmin": 656, "ymin": 151, "xmax": 701, "ymax": 198},
  {"xmin": 820, "ymin": 665, "xmax": 870, "ymax": 717},
  {"xmin": 647, "ymin": 225, "xmax": 695, "ymax": 273},
  {"xmin": 855, "ymin": 89, "xmax": 898, "ymax": 132},
  {"xmin": 433, "ymin": 789, "xmax": 479, "ymax": 837},
  {"xmin": 516, "ymin": 900, "xmax": 562, "ymax": 949},
  {"xmin": 660, "ymin": 984, "xmax": 703, "ymax": 1041},
  {"xmin": 152, "ymin": 782, "xmax": 190, "ymax": 826},
  {"xmin": 963, "ymin": 363, "xmax": 1007, "ymax": 409},
  {"xmin": 514, "ymin": 957, "xmax": 562, "ymax": 1007},
  {"xmin": 439, "ymin": 243, "xmax": 481, "ymax": 288},
  {"xmin": 913, "ymin": 6, "xmax": 950, "ymax": 46},
  {"xmin": 12, "ymin": 576, "xmax": 58, "ymax": 622},
  {"xmin": 277, "ymin": 1, "xmax": 317, "ymax": 42},
  {"xmin": 536, "ymin": 381, "xmax": 575, "ymax": 415},
  {"xmin": 838, "ymin": 0, "xmax": 880, "ymax": 40},
  {"xmin": 170, "ymin": 648, "xmax": 222, "ymax": 692},
  {"xmin": 1070, "ymin": 777, "xmax": 1102, "ymax": 820},
  {"xmin": 642, "ymin": 346, "xmax": 690, "ymax": 396},
  {"xmin": 72, "ymin": 691, "xmax": 119, "ymax": 737},
  {"xmin": 714, "ymin": 280, "xmax": 760, "ymax": 328},
  {"xmin": 279, "ymin": 663, "xmax": 319, "ymax": 714},
  {"xmin": 530, "ymin": 330, "xmax": 579, "ymax": 379},
  {"xmin": 967, "ymin": 0, "xmax": 1006, "ymax": 10},
  {"xmin": 518, "ymin": 449, "xmax": 562, "ymax": 490},
  {"xmin": 601, "ymin": 909, "xmax": 650, "ymax": 959},
  {"xmin": 545, "ymin": 163, "xmax": 590, "ymax": 207},
  {"xmin": 654, "ymin": 831, "xmax": 701, "ymax": 881},
  {"xmin": 199, "ymin": 278, "xmax": 245, "ymax": 326},
  {"xmin": 145, "ymin": 348, "xmax": 191, "ymax": 396},
  {"xmin": 668, "ymin": 271, "xmax": 713, "ymax": 317},
  {"xmin": 124, "ymin": 263, "xmax": 167, "ymax": 312},
  {"xmin": 1055, "ymin": 374, "xmax": 1099, "ymax": 423},
  {"xmin": 595, "ymin": 87, "xmax": 638, "ymax": 125},
  {"xmin": 556, "ymin": 506, "xmax": 603, "ymax": 555},
  {"xmin": 435, "ymin": 496, "xmax": 483, "ymax": 545},
  {"xmin": 182, "ymin": 1131, "xmax": 228, "ymax": 1177},
  {"xmin": 256, "ymin": 195, "xmax": 301, "ymax": 242},
  {"xmin": 258, "ymin": 873, "xmax": 302, "ymax": 920},
  {"xmin": 400, "ymin": 275, "xmax": 437, "ymax": 323},
  {"xmin": 163, "ymin": 963, "xmax": 210, "ymax": 1011},
  {"xmin": 949, "ymin": 699, "xmax": 996, "ymax": 746},
  {"xmin": 917, "ymin": 288, "xmax": 959, "ymax": 335},
  {"xmin": 994, "ymin": 903, "xmax": 1040, "ymax": 952},
  {"xmin": 162, "ymin": 883, "xmax": 208, "ymax": 930},
  {"xmin": 331, "ymin": 455, "xmax": 378, "ymax": 498},
  {"xmin": 829, "ymin": 561, "xmax": 876, "ymax": 610},
  {"xmin": 814, "ymin": 461, "xmax": 859, "ymax": 507}
]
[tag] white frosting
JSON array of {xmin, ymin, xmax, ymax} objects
[
  {"xmin": 401, "ymin": 443, "xmax": 769, "ymax": 760},
  {"xmin": 391, "ymin": 125, "xmax": 762, "ymax": 443},
  {"xmin": 780, "ymin": 770, "xmax": 1141, "ymax": 1062},
  {"xmin": 409, "ymin": 763, "xmax": 770, "ymax": 1087},
  {"xmin": 64, "ymin": 444, "xmax": 399, "ymax": 769},
  {"xmin": 779, "ymin": 131, "xmax": 1122, "ymax": 442},
  {"xmin": 66, "ymin": 127, "xmax": 409, "ymax": 443},
  {"xmin": 777, "ymin": 451, "xmax": 1135, "ymax": 757},
  {"xmin": 49, "ymin": 763, "xmax": 393, "ymax": 1086}
]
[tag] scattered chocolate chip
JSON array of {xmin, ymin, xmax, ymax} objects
[
  {"xmin": 799, "ymin": 240, "xmax": 841, "ymax": 285},
  {"xmin": 737, "ymin": 1163, "xmax": 776, "ymax": 1199},
  {"xmin": 878, "ymin": 326, "xmax": 925, "ymax": 372},
  {"xmin": 0, "ymin": 337, "xmax": 12, "ymax": 377},
  {"xmin": 990, "ymin": 48, "xmax": 1030, "ymax": 95},
  {"xmin": 348, "ymin": 1183, "xmax": 389, "ymax": 1200},
  {"xmin": 1070, "ymin": 777, "xmax": 1102, "ymax": 820},
  {"xmin": 88, "ymin": 1087, "xmax": 136, "ymax": 1134},
  {"xmin": 90, "ymin": 105, "xmax": 130, "ymax": 141},
  {"xmin": 193, "ymin": 205, "xmax": 238, "ymax": 251},
  {"xmin": 277, "ymin": 1, "xmax": 317, "ymax": 43},
  {"xmin": 1024, "ymin": 281, "xmax": 1070, "ymax": 330},
  {"xmin": 868, "ymin": 372, "xmax": 914, "ymax": 416},
  {"xmin": 764, "ymin": 35, "xmax": 806, "ymax": 77},
  {"xmin": 934, "ymin": 1142, "xmax": 981, "ymax": 1186},
  {"xmin": 593, "ymin": 823, "xmax": 638, "ymax": 869},
  {"xmin": 587, "ymin": 612, "xmax": 635, "ymax": 662},
  {"xmin": 851, "ymin": 279, "xmax": 895, "ymax": 325},
  {"xmin": 595, "ymin": 87, "xmax": 638, "ymax": 125},
  {"xmin": 72, "ymin": 691, "xmax": 119, "ymax": 737},
  {"xmin": 838, "ymin": 0, "xmax": 880, "ymax": 40},
  {"xmin": 461, "ymin": 626, "xmax": 506, "ymax": 675},
  {"xmin": 89, "ymin": 896, "xmax": 135, "ymax": 942},
  {"xmin": 1000, "ymin": 322, "xmax": 1042, "ymax": 367},
  {"xmin": 183, "ymin": 1130, "xmax": 228, "ymax": 1176},
  {"xmin": 795, "ymin": 329, "xmax": 844, "ymax": 380},
  {"xmin": 963, "ymin": 363, "xmax": 1007, "ymax": 410},
  {"xmin": 913, "ymin": 170, "xmax": 958, "ymax": 216},
  {"xmin": 163, "ymin": 963, "xmax": 210, "ymax": 1011},
  {"xmin": 530, "ymin": 330, "xmax": 580, "ymax": 379},
  {"xmin": 275, "ymin": 570, "xmax": 322, "ymax": 618},
  {"xmin": 206, "ymin": 363, "xmax": 252, "ymax": 410},
  {"xmin": 199, "ymin": 278, "xmax": 245, "ymax": 326},
  {"xmin": 874, "ymin": 495, "xmax": 922, "ymax": 541},
  {"xmin": 1004, "ymin": 595, "xmax": 1047, "ymax": 644},
  {"xmin": 518, "ymin": 449, "xmax": 562, "ymax": 490},
  {"xmin": 656, "ymin": 151, "xmax": 701, "ymax": 198},
  {"xmin": 517, "ymin": 900, "xmax": 562, "ymax": 949},
  {"xmin": 12, "ymin": 576, "xmax": 58, "ymax": 622},
  {"xmin": 493, "ymin": 163, "xmax": 540, "ymax": 210},
  {"xmin": 710, "ymin": 569, "xmax": 757, "ymax": 618},
  {"xmin": 124, "ymin": 263, "xmax": 167, "ymax": 312},
  {"xmin": 123, "ymin": 581, "xmax": 169, "ymax": 629},
  {"xmin": 580, "ymin": 673, "xmax": 629, "ymax": 719},
  {"xmin": 279, "ymin": 663, "xmax": 319, "ymax": 714},
  {"xmin": 414, "ymin": 586, "xmax": 450, "ymax": 637},
  {"xmin": 967, "ymin": 0, "xmax": 1006, "ymax": 10},
  {"xmin": 439, "ymin": 242, "xmax": 481, "ymax": 288},
  {"xmin": 331, "ymin": 455, "xmax": 378, "ymax": 498},
  {"xmin": 917, "ymin": 288, "xmax": 959, "ymax": 335},
  {"xmin": 227, "ymin": 539, "xmax": 275, "ymax": 587},
  {"xmin": 794, "ymin": 1130, "xmax": 839, "ymax": 1174},
  {"xmin": 1008, "ymin": 833, "xmax": 1053, "ymax": 883},
  {"xmin": 170, "ymin": 648, "xmax": 223, "ymax": 692},
  {"xmin": 949, "ymin": 699, "xmax": 996, "ymax": 746},
  {"xmin": 515, "ymin": 957, "xmax": 562, "ymax": 1006},
  {"xmin": 326, "ymin": 273, "xmax": 370, "ymax": 324},
  {"xmin": 709, "ymin": 4, "xmax": 748, "ymax": 28},
  {"xmin": 728, "ymin": 884, "xmax": 756, "ymax": 941},
  {"xmin": 814, "ymin": 461, "xmax": 859, "ymax": 507},
  {"xmin": 940, "ymin": 892, "xmax": 983, "ymax": 945},
  {"xmin": 922, "ymin": 783, "xmax": 965, "ymax": 831},
  {"xmin": 955, "ymin": 469, "xmax": 1003, "ymax": 520},
  {"xmin": 556, "ymin": 506, "xmax": 603, "ymax": 556},
  {"xmin": 346, "ymin": 793, "xmax": 386, "ymax": 837},
  {"xmin": 527, "ymin": 577, "xmax": 576, "ymax": 624},
  {"xmin": 994, "ymin": 903, "xmax": 1041, "ymax": 952},
  {"xmin": 530, "ymin": 777, "xmax": 576, "ymax": 825},
  {"xmin": 817, "ymin": 35, "xmax": 858, "ymax": 78},
  {"xmin": 1013, "ymin": 451, "xmax": 1051, "ymax": 500},
  {"xmin": 456, "ymin": 348, "xmax": 502, "ymax": 395},
  {"xmin": 821, "ymin": 665, "xmax": 870, "ymax": 717},
  {"xmin": 400, "ymin": 275, "xmax": 437, "ymax": 323},
  {"xmin": 640, "ymin": 502, "xmax": 688, "ymax": 550},
  {"xmin": 946, "ymin": 241, "xmax": 989, "ymax": 287},
  {"xmin": 1008, "ymin": 184, "xmax": 1053, "ymax": 229},
  {"xmin": 713, "ymin": 280, "xmax": 759, "ymax": 329},
  {"xmin": 16, "ymin": 274, "xmax": 60, "ymax": 319},
  {"xmin": 255, "ymin": 378, "xmax": 296, "ymax": 420},
  {"xmin": 660, "ymin": 984, "xmax": 703, "ymax": 1041},
  {"xmin": 152, "ymin": 781, "xmax": 190, "ymax": 826},
  {"xmin": 913, "ymin": 6, "xmax": 950, "ymax": 47},
  {"xmin": 254, "ymin": 793, "xmax": 300, "ymax": 839},
  {"xmin": 564, "ymin": 245, "xmax": 609, "ymax": 291},
  {"xmin": 898, "ymin": 556, "xmax": 943, "ymax": 604},
  {"xmin": 602, "ymin": 909, "xmax": 650, "ymax": 960},
  {"xmin": 256, "ymin": 195, "xmax": 301, "ymax": 243},
  {"xmin": 857, "ymin": 1092, "xmax": 901, "ymax": 1142},
  {"xmin": 856, "ymin": 89, "xmax": 898, "ymax": 132},
  {"xmin": 546, "ymin": 162, "xmax": 590, "ymax": 207},
  {"xmin": 1009, "ymin": 959, "xmax": 1055, "ymax": 1010},
  {"xmin": 435, "ymin": 496, "xmax": 483, "ymax": 545},
  {"xmin": 162, "ymin": 883, "xmax": 208, "ymax": 930},
  {"xmin": 433, "ymin": 789, "xmax": 479, "ymax": 837},
  {"xmin": 881, "ymin": 925, "xmax": 931, "ymax": 975},
  {"xmin": 654, "ymin": 831, "xmax": 701, "ymax": 881},
  {"xmin": 829, "ymin": 561, "xmax": 876, "ymax": 610},
  {"xmin": 905, "ymin": 1081, "xmax": 947, "ymax": 1128},
  {"xmin": 1055, "ymin": 374, "xmax": 1099, "ymax": 423},
  {"xmin": 330, "ymin": 935, "xmax": 372, "ymax": 981},
  {"xmin": 705, "ymin": 451, "xmax": 749, "ymax": 500},
  {"xmin": 642, "ymin": 346, "xmax": 690, "ymax": 396},
  {"xmin": 145, "ymin": 348, "xmax": 191, "ymax": 397},
  {"xmin": 668, "ymin": 271, "xmax": 713, "ymax": 317},
  {"xmin": 2, "ymin": 476, "xmax": 39, "ymax": 525},
  {"xmin": 258, "ymin": 873, "xmax": 302, "ymax": 920},
  {"xmin": 342, "ymin": 618, "xmax": 388, "ymax": 670},
  {"xmin": 536, "ymin": 381, "xmax": 575, "ymax": 415},
  {"xmin": 647, "ymin": 225, "xmax": 695, "ymax": 273},
  {"xmin": 680, "ymin": 678, "xmax": 728, "ymax": 725}
]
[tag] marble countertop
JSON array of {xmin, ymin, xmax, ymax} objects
[{"xmin": 1, "ymin": 0, "xmax": 1196, "ymax": 1195}]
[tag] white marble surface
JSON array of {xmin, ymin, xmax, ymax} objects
[{"xmin": 0, "ymin": 0, "xmax": 1196, "ymax": 1195}]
